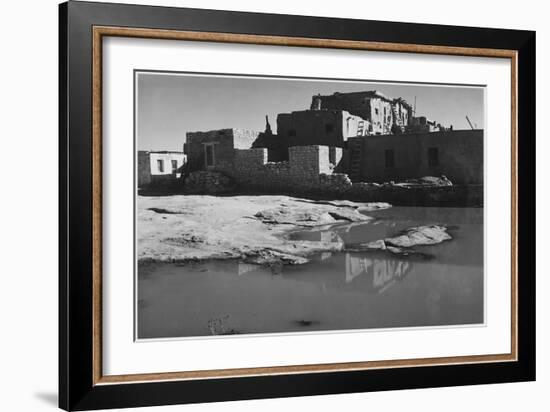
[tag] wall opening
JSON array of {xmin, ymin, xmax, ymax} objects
[
  {"xmin": 205, "ymin": 144, "xmax": 215, "ymax": 167},
  {"xmin": 157, "ymin": 159, "xmax": 164, "ymax": 173},
  {"xmin": 171, "ymin": 159, "xmax": 178, "ymax": 173},
  {"xmin": 329, "ymin": 147, "xmax": 336, "ymax": 164}
]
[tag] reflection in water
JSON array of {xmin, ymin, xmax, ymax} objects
[
  {"xmin": 138, "ymin": 207, "xmax": 484, "ymax": 339},
  {"xmin": 238, "ymin": 262, "xmax": 258, "ymax": 276},
  {"xmin": 269, "ymin": 252, "xmax": 412, "ymax": 295},
  {"xmin": 345, "ymin": 254, "xmax": 411, "ymax": 292}
]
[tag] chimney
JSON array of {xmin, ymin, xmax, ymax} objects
[
  {"xmin": 311, "ymin": 94, "xmax": 322, "ymax": 110},
  {"xmin": 264, "ymin": 115, "xmax": 273, "ymax": 135}
]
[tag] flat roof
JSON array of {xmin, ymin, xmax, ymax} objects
[
  {"xmin": 319, "ymin": 90, "xmax": 392, "ymax": 101},
  {"xmin": 316, "ymin": 90, "xmax": 412, "ymax": 108}
]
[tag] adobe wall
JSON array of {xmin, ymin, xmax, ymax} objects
[
  {"xmin": 149, "ymin": 153, "xmax": 185, "ymax": 175},
  {"xmin": 214, "ymin": 145, "xmax": 333, "ymax": 191},
  {"xmin": 392, "ymin": 100, "xmax": 412, "ymax": 129},
  {"xmin": 232, "ymin": 128, "xmax": 260, "ymax": 149},
  {"xmin": 366, "ymin": 97, "xmax": 394, "ymax": 135},
  {"xmin": 137, "ymin": 151, "xmax": 151, "ymax": 186},
  {"xmin": 314, "ymin": 94, "xmax": 395, "ymax": 134},
  {"xmin": 352, "ymin": 129, "xmax": 483, "ymax": 185},
  {"xmin": 185, "ymin": 128, "xmax": 260, "ymax": 172},
  {"xmin": 251, "ymin": 132, "xmax": 288, "ymax": 161},
  {"xmin": 183, "ymin": 142, "xmax": 481, "ymax": 206},
  {"xmin": 316, "ymin": 93, "xmax": 372, "ymax": 120},
  {"xmin": 137, "ymin": 151, "xmax": 185, "ymax": 187},
  {"xmin": 313, "ymin": 93, "xmax": 415, "ymax": 135},
  {"xmin": 276, "ymin": 110, "xmax": 367, "ymax": 149},
  {"xmin": 185, "ymin": 129, "xmax": 235, "ymax": 171}
]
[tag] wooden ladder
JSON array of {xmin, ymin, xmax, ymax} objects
[{"xmin": 349, "ymin": 141, "xmax": 362, "ymax": 182}]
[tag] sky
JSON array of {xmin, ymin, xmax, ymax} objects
[{"xmin": 136, "ymin": 72, "xmax": 485, "ymax": 151}]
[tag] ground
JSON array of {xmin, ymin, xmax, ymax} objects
[{"xmin": 138, "ymin": 195, "xmax": 391, "ymax": 264}]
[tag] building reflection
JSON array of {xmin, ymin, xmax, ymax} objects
[
  {"xmin": 345, "ymin": 253, "xmax": 412, "ymax": 294},
  {"xmin": 271, "ymin": 251, "xmax": 414, "ymax": 295},
  {"xmin": 238, "ymin": 224, "xmax": 414, "ymax": 294},
  {"xmin": 238, "ymin": 262, "xmax": 259, "ymax": 276}
]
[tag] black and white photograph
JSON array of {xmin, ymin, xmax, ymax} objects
[
  {"xmin": 135, "ymin": 72, "xmax": 485, "ymax": 339},
  {"xmin": 0, "ymin": 0, "xmax": 542, "ymax": 410}
]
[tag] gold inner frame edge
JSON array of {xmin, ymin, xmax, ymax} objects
[{"xmin": 91, "ymin": 25, "xmax": 518, "ymax": 386}]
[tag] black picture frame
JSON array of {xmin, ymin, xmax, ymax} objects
[{"xmin": 59, "ymin": 1, "xmax": 536, "ymax": 410}]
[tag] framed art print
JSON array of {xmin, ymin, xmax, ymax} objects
[{"xmin": 59, "ymin": 1, "xmax": 536, "ymax": 410}]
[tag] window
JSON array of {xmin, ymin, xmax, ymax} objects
[
  {"xmin": 205, "ymin": 145, "xmax": 215, "ymax": 167},
  {"xmin": 325, "ymin": 123, "xmax": 334, "ymax": 133},
  {"xmin": 288, "ymin": 129, "xmax": 296, "ymax": 137},
  {"xmin": 385, "ymin": 149, "xmax": 395, "ymax": 168},
  {"xmin": 428, "ymin": 147, "xmax": 439, "ymax": 167},
  {"xmin": 375, "ymin": 108, "xmax": 379, "ymax": 115},
  {"xmin": 357, "ymin": 120, "xmax": 364, "ymax": 136},
  {"xmin": 329, "ymin": 147, "xmax": 336, "ymax": 164},
  {"xmin": 171, "ymin": 159, "xmax": 178, "ymax": 173},
  {"xmin": 157, "ymin": 159, "xmax": 164, "ymax": 173}
]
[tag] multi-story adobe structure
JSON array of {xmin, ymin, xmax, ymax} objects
[
  {"xmin": 311, "ymin": 90, "xmax": 414, "ymax": 135},
  {"xmin": 181, "ymin": 89, "xmax": 482, "ymax": 189}
]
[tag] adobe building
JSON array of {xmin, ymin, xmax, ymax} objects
[
  {"xmin": 184, "ymin": 123, "xmax": 340, "ymax": 187},
  {"xmin": 184, "ymin": 128, "xmax": 259, "ymax": 171},
  {"xmin": 250, "ymin": 116, "xmax": 288, "ymax": 162},
  {"xmin": 406, "ymin": 116, "xmax": 449, "ymax": 134},
  {"xmin": 276, "ymin": 109, "xmax": 370, "ymax": 147},
  {"xmin": 181, "ymin": 89, "xmax": 482, "ymax": 198},
  {"xmin": 137, "ymin": 151, "xmax": 185, "ymax": 187},
  {"xmin": 347, "ymin": 129, "xmax": 483, "ymax": 184},
  {"xmin": 311, "ymin": 90, "xmax": 414, "ymax": 135}
]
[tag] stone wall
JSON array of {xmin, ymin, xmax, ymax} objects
[
  {"xmin": 233, "ymin": 149, "xmax": 291, "ymax": 189},
  {"xmin": 343, "ymin": 184, "xmax": 483, "ymax": 207},
  {"xmin": 319, "ymin": 173, "xmax": 353, "ymax": 192},
  {"xmin": 184, "ymin": 171, "xmax": 234, "ymax": 194},
  {"xmin": 289, "ymin": 146, "xmax": 331, "ymax": 188},
  {"xmin": 212, "ymin": 145, "xmax": 333, "ymax": 191}
]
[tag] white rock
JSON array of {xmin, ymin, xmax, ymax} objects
[{"xmin": 384, "ymin": 225, "xmax": 451, "ymax": 248}]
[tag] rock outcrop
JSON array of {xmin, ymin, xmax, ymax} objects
[
  {"xmin": 384, "ymin": 225, "xmax": 452, "ymax": 248},
  {"xmin": 254, "ymin": 205, "xmax": 372, "ymax": 226},
  {"xmin": 138, "ymin": 195, "xmax": 390, "ymax": 265},
  {"xmin": 349, "ymin": 225, "xmax": 452, "ymax": 257}
]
